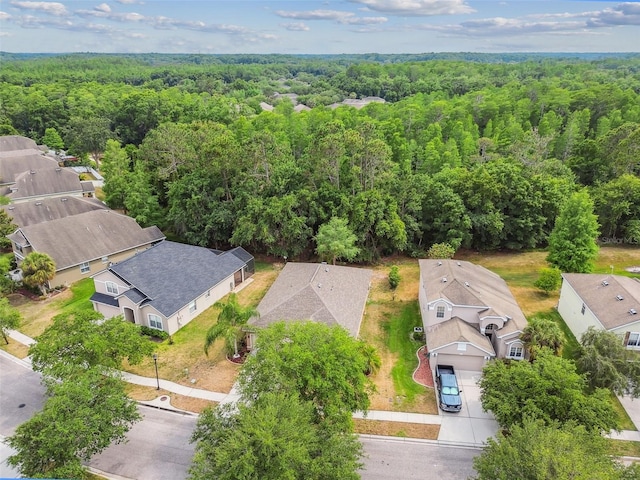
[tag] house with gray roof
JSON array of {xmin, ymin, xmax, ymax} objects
[
  {"xmin": 8, "ymin": 209, "xmax": 165, "ymax": 287},
  {"xmin": 90, "ymin": 241, "xmax": 254, "ymax": 335},
  {"xmin": 558, "ymin": 273, "xmax": 640, "ymax": 348},
  {"xmin": 419, "ymin": 259, "xmax": 528, "ymax": 372},
  {"xmin": 1, "ymin": 196, "xmax": 107, "ymax": 228},
  {"xmin": 247, "ymin": 262, "xmax": 372, "ymax": 348},
  {"xmin": 4, "ymin": 167, "xmax": 94, "ymax": 203},
  {"xmin": 0, "ymin": 135, "xmax": 41, "ymax": 156}
]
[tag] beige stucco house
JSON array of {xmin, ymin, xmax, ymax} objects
[
  {"xmin": 419, "ymin": 259, "xmax": 528, "ymax": 372},
  {"xmin": 558, "ymin": 273, "xmax": 640, "ymax": 347},
  {"xmin": 8, "ymin": 209, "xmax": 165, "ymax": 287},
  {"xmin": 90, "ymin": 241, "xmax": 254, "ymax": 336}
]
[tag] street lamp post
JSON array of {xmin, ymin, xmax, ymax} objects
[{"xmin": 152, "ymin": 353, "xmax": 160, "ymax": 390}]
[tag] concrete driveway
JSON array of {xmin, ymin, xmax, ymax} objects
[{"xmin": 437, "ymin": 370, "xmax": 499, "ymax": 447}]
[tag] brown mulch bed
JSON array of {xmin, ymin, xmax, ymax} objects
[{"xmin": 413, "ymin": 345, "xmax": 434, "ymax": 388}]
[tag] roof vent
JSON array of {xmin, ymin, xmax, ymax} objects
[
  {"xmin": 8, "ymin": 206, "xmax": 14, "ymax": 210},
  {"xmin": 630, "ymin": 309, "xmax": 637, "ymax": 315},
  {"xmin": 317, "ymin": 283, "xmax": 321, "ymax": 288},
  {"xmin": 29, "ymin": 170, "xmax": 36, "ymax": 174},
  {"xmin": 602, "ymin": 280, "xmax": 609, "ymax": 286},
  {"xmin": 35, "ymin": 202, "xmax": 42, "ymax": 206},
  {"xmin": 457, "ymin": 262, "xmax": 461, "ymax": 266},
  {"xmin": 442, "ymin": 276, "xmax": 447, "ymax": 283},
  {"xmin": 617, "ymin": 295, "xmax": 624, "ymax": 301},
  {"xmin": 437, "ymin": 261, "xmax": 442, "ymax": 266},
  {"xmin": 61, "ymin": 198, "xmax": 68, "ymax": 202},
  {"xmin": 55, "ymin": 167, "xmax": 61, "ymax": 172},
  {"xmin": 464, "ymin": 282, "xmax": 470, "ymax": 287}
]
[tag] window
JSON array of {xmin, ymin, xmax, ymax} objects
[
  {"xmin": 105, "ymin": 281, "xmax": 118, "ymax": 295},
  {"xmin": 436, "ymin": 305, "xmax": 445, "ymax": 318},
  {"xmin": 101, "ymin": 256, "xmax": 109, "ymax": 264},
  {"xmin": 148, "ymin": 314, "xmax": 163, "ymax": 330},
  {"xmin": 189, "ymin": 300, "xmax": 197, "ymax": 313},
  {"xmin": 628, "ymin": 333, "xmax": 640, "ymax": 348},
  {"xmin": 508, "ymin": 344, "xmax": 524, "ymax": 359},
  {"xmin": 457, "ymin": 343, "xmax": 467, "ymax": 351},
  {"xmin": 581, "ymin": 303, "xmax": 586, "ymax": 315},
  {"xmin": 80, "ymin": 262, "xmax": 90, "ymax": 274}
]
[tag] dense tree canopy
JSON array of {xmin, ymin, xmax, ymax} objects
[
  {"xmin": 479, "ymin": 350, "xmax": 617, "ymax": 433},
  {"xmin": 2, "ymin": 54, "xmax": 639, "ymax": 258}
]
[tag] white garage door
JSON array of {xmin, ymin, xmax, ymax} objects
[{"xmin": 434, "ymin": 354, "xmax": 487, "ymax": 372}]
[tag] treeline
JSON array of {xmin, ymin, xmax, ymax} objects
[{"xmin": 1, "ymin": 54, "xmax": 639, "ymax": 260}]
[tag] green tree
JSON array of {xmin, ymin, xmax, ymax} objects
[
  {"xmin": 204, "ymin": 293, "xmax": 257, "ymax": 358},
  {"xmin": 357, "ymin": 340, "xmax": 381, "ymax": 376},
  {"xmin": 42, "ymin": 127, "xmax": 64, "ymax": 152},
  {"xmin": 64, "ymin": 116, "xmax": 114, "ymax": 167},
  {"xmin": 189, "ymin": 392, "xmax": 363, "ymax": 480},
  {"xmin": 520, "ymin": 316, "xmax": 565, "ymax": 360},
  {"xmin": 101, "ymin": 139, "xmax": 131, "ymax": 210},
  {"xmin": 577, "ymin": 327, "xmax": 640, "ymax": 398},
  {"xmin": 315, "ymin": 217, "xmax": 359, "ymax": 265},
  {"xmin": 546, "ymin": 190, "xmax": 600, "ymax": 273},
  {"xmin": 0, "ymin": 297, "xmax": 20, "ymax": 344},
  {"xmin": 124, "ymin": 160, "xmax": 163, "ymax": 228},
  {"xmin": 479, "ymin": 350, "xmax": 617, "ymax": 432},
  {"xmin": 533, "ymin": 267, "xmax": 562, "ymax": 294},
  {"xmin": 473, "ymin": 418, "xmax": 627, "ymax": 480},
  {"xmin": 0, "ymin": 209, "xmax": 18, "ymax": 249},
  {"xmin": 426, "ymin": 242, "xmax": 456, "ymax": 259},
  {"xmin": 388, "ymin": 265, "xmax": 401, "ymax": 290},
  {"xmin": 21, "ymin": 252, "xmax": 56, "ymax": 296},
  {"xmin": 238, "ymin": 321, "xmax": 374, "ymax": 426},
  {"xmin": 7, "ymin": 368, "xmax": 140, "ymax": 479},
  {"xmin": 29, "ymin": 310, "xmax": 154, "ymax": 384}
]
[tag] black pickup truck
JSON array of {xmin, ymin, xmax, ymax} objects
[{"xmin": 435, "ymin": 364, "xmax": 462, "ymax": 412}]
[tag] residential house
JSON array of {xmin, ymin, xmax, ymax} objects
[
  {"xmin": 418, "ymin": 259, "xmax": 528, "ymax": 372},
  {"xmin": 3, "ymin": 167, "xmax": 94, "ymax": 203},
  {"xmin": 0, "ymin": 135, "xmax": 42, "ymax": 156},
  {"xmin": 247, "ymin": 262, "xmax": 372, "ymax": 348},
  {"xmin": 7, "ymin": 209, "xmax": 165, "ymax": 287},
  {"xmin": 1, "ymin": 196, "xmax": 108, "ymax": 228},
  {"xmin": 90, "ymin": 241, "xmax": 254, "ymax": 335},
  {"xmin": 558, "ymin": 273, "xmax": 640, "ymax": 347}
]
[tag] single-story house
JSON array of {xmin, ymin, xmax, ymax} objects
[
  {"xmin": 558, "ymin": 273, "xmax": 640, "ymax": 347},
  {"xmin": 246, "ymin": 262, "xmax": 372, "ymax": 348},
  {"xmin": 90, "ymin": 241, "xmax": 254, "ymax": 335},
  {"xmin": 8, "ymin": 209, "xmax": 165, "ymax": 287},
  {"xmin": 1, "ymin": 196, "xmax": 108, "ymax": 228},
  {"xmin": 418, "ymin": 259, "xmax": 528, "ymax": 372}
]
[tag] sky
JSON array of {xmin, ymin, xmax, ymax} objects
[{"xmin": 0, "ymin": 0, "xmax": 639, "ymax": 54}]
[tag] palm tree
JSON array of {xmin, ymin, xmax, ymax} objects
[
  {"xmin": 204, "ymin": 293, "xmax": 258, "ymax": 358},
  {"xmin": 521, "ymin": 316, "xmax": 565, "ymax": 361},
  {"xmin": 357, "ymin": 340, "xmax": 382, "ymax": 376},
  {"xmin": 21, "ymin": 252, "xmax": 56, "ymax": 296}
]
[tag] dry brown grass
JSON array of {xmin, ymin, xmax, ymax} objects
[
  {"xmin": 124, "ymin": 384, "xmax": 216, "ymax": 414},
  {"xmin": 7, "ymin": 288, "xmax": 74, "ymax": 338},
  {"xmin": 0, "ymin": 340, "xmax": 30, "ymax": 358},
  {"xmin": 353, "ymin": 418, "xmax": 439, "ymax": 439}
]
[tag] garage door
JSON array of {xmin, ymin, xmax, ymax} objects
[{"xmin": 434, "ymin": 354, "xmax": 487, "ymax": 372}]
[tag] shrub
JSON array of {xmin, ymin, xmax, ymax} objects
[
  {"xmin": 427, "ymin": 242, "xmax": 456, "ymax": 259},
  {"xmin": 139, "ymin": 326, "xmax": 169, "ymax": 340},
  {"xmin": 388, "ymin": 265, "xmax": 401, "ymax": 290}
]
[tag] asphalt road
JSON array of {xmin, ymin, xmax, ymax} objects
[
  {"xmin": 360, "ymin": 436, "xmax": 479, "ymax": 480},
  {"xmin": 1, "ymin": 353, "xmax": 479, "ymax": 480}
]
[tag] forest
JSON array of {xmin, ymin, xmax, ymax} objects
[{"xmin": 1, "ymin": 53, "xmax": 639, "ymax": 261}]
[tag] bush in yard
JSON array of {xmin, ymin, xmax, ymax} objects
[
  {"xmin": 534, "ymin": 266, "xmax": 562, "ymax": 294},
  {"xmin": 140, "ymin": 325, "xmax": 169, "ymax": 340},
  {"xmin": 427, "ymin": 242, "xmax": 456, "ymax": 259},
  {"xmin": 388, "ymin": 265, "xmax": 400, "ymax": 290}
]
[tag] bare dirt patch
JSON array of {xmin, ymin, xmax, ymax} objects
[
  {"xmin": 8, "ymin": 289, "xmax": 74, "ymax": 338},
  {"xmin": 354, "ymin": 418, "xmax": 439, "ymax": 439},
  {"xmin": 0, "ymin": 340, "xmax": 30, "ymax": 358}
]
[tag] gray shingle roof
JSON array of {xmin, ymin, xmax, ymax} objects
[
  {"xmin": 419, "ymin": 259, "xmax": 527, "ymax": 335},
  {"xmin": 90, "ymin": 292, "xmax": 119, "ymax": 307},
  {"xmin": 109, "ymin": 241, "xmax": 247, "ymax": 317},
  {"xmin": 0, "ymin": 135, "xmax": 38, "ymax": 153},
  {"xmin": 0, "ymin": 154, "xmax": 59, "ymax": 186},
  {"xmin": 6, "ymin": 167, "xmax": 85, "ymax": 201},
  {"xmin": 562, "ymin": 273, "xmax": 640, "ymax": 330},
  {"xmin": 249, "ymin": 262, "xmax": 372, "ymax": 337},
  {"xmin": 426, "ymin": 316, "xmax": 495, "ymax": 355},
  {"xmin": 9, "ymin": 209, "xmax": 165, "ymax": 270},
  {"xmin": 1, "ymin": 196, "xmax": 107, "ymax": 227}
]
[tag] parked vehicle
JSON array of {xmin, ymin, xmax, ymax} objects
[{"xmin": 435, "ymin": 364, "xmax": 462, "ymax": 412}]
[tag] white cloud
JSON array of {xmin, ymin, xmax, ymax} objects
[
  {"xmin": 281, "ymin": 22, "xmax": 310, "ymax": 31},
  {"xmin": 0, "ymin": 11, "xmax": 12, "ymax": 20},
  {"xmin": 10, "ymin": 1, "xmax": 68, "ymax": 16},
  {"xmin": 14, "ymin": 13, "xmax": 73, "ymax": 29},
  {"xmin": 94, "ymin": 3, "xmax": 111, "ymax": 14},
  {"xmin": 115, "ymin": 0, "xmax": 144, "ymax": 4},
  {"xmin": 587, "ymin": 2, "xmax": 640, "ymax": 27},
  {"xmin": 275, "ymin": 8, "xmax": 386, "ymax": 25},
  {"xmin": 348, "ymin": 0, "xmax": 474, "ymax": 16},
  {"xmin": 0, "ymin": 31, "xmax": 11, "ymax": 36}
]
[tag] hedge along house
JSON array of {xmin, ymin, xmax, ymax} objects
[
  {"xmin": 8, "ymin": 209, "xmax": 165, "ymax": 287},
  {"xmin": 558, "ymin": 273, "xmax": 640, "ymax": 347},
  {"xmin": 90, "ymin": 241, "xmax": 254, "ymax": 336},
  {"xmin": 418, "ymin": 259, "xmax": 528, "ymax": 373},
  {"xmin": 246, "ymin": 262, "xmax": 372, "ymax": 349}
]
